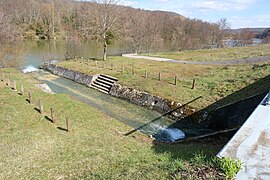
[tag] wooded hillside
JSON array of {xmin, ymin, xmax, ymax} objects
[{"xmin": 0, "ymin": 0, "xmax": 230, "ymax": 53}]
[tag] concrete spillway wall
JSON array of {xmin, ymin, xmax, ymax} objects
[
  {"xmin": 209, "ymin": 92, "xmax": 267, "ymax": 130},
  {"xmin": 41, "ymin": 63, "xmax": 194, "ymax": 120}
]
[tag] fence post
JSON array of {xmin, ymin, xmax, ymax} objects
[
  {"xmin": 6, "ymin": 77, "xmax": 10, "ymax": 86},
  {"xmin": 13, "ymin": 80, "xmax": 17, "ymax": 91},
  {"xmin": 95, "ymin": 60, "xmax": 97, "ymax": 66},
  {"xmin": 1, "ymin": 73, "xmax": 4, "ymax": 82},
  {"xmin": 158, "ymin": 72, "xmax": 161, "ymax": 81},
  {"xmin": 174, "ymin": 76, "xmax": 178, "ymax": 85},
  {"xmin": 20, "ymin": 85, "xmax": 24, "ymax": 95},
  {"xmin": 192, "ymin": 79, "xmax": 196, "ymax": 89},
  {"xmin": 111, "ymin": 63, "xmax": 114, "ymax": 70},
  {"xmin": 121, "ymin": 65, "xmax": 124, "ymax": 73},
  {"xmin": 28, "ymin": 91, "xmax": 32, "ymax": 104},
  {"xmin": 132, "ymin": 67, "xmax": 135, "ymax": 75},
  {"xmin": 145, "ymin": 70, "xmax": 148, "ymax": 78},
  {"xmin": 39, "ymin": 98, "xmax": 44, "ymax": 114},
  {"xmin": 66, "ymin": 117, "xmax": 70, "ymax": 132},
  {"xmin": 50, "ymin": 108, "xmax": 55, "ymax": 123}
]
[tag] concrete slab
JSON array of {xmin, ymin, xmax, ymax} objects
[{"xmin": 217, "ymin": 93, "xmax": 270, "ymax": 179}]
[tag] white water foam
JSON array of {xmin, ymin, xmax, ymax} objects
[
  {"xmin": 152, "ymin": 124, "xmax": 185, "ymax": 142},
  {"xmin": 22, "ymin": 65, "xmax": 39, "ymax": 73}
]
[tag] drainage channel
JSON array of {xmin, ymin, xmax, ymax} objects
[
  {"xmin": 36, "ymin": 71, "xmax": 214, "ymax": 142},
  {"xmin": 39, "ymin": 73, "xmax": 173, "ymax": 133}
]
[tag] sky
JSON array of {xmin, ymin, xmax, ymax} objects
[{"xmin": 123, "ymin": 0, "xmax": 270, "ymax": 29}]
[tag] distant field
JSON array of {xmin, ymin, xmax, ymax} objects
[
  {"xmin": 142, "ymin": 44, "xmax": 270, "ymax": 62},
  {"xmin": 0, "ymin": 69, "xmax": 227, "ymax": 179},
  {"xmin": 59, "ymin": 56, "xmax": 270, "ymax": 110}
]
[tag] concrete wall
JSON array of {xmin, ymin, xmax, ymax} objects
[{"xmin": 209, "ymin": 92, "xmax": 267, "ymax": 130}]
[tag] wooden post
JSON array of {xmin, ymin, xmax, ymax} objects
[
  {"xmin": 111, "ymin": 63, "xmax": 114, "ymax": 70},
  {"xmin": 192, "ymin": 79, "xmax": 196, "ymax": 89},
  {"xmin": 95, "ymin": 60, "xmax": 97, "ymax": 66},
  {"xmin": 66, "ymin": 117, "xmax": 70, "ymax": 132},
  {"xmin": 28, "ymin": 91, "xmax": 32, "ymax": 104},
  {"xmin": 121, "ymin": 65, "xmax": 124, "ymax": 73},
  {"xmin": 20, "ymin": 85, "xmax": 24, "ymax": 95},
  {"xmin": 13, "ymin": 80, "xmax": 17, "ymax": 91},
  {"xmin": 1, "ymin": 73, "xmax": 4, "ymax": 82},
  {"xmin": 158, "ymin": 72, "xmax": 161, "ymax": 81},
  {"xmin": 174, "ymin": 76, "xmax": 178, "ymax": 85},
  {"xmin": 39, "ymin": 98, "xmax": 44, "ymax": 114},
  {"xmin": 132, "ymin": 67, "xmax": 135, "ymax": 75},
  {"xmin": 6, "ymin": 77, "xmax": 10, "ymax": 86},
  {"xmin": 145, "ymin": 70, "xmax": 148, "ymax": 78},
  {"xmin": 50, "ymin": 108, "xmax": 55, "ymax": 123}
]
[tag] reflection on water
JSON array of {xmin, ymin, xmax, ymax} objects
[{"xmin": 22, "ymin": 40, "xmax": 127, "ymax": 68}]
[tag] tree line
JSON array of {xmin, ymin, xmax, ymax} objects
[{"xmin": 0, "ymin": 0, "xmax": 231, "ymax": 62}]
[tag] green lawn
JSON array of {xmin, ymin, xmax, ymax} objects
[
  {"xmin": 58, "ymin": 56, "xmax": 270, "ymax": 111},
  {"xmin": 0, "ymin": 69, "xmax": 229, "ymax": 179},
  {"xmin": 142, "ymin": 44, "xmax": 270, "ymax": 62}
]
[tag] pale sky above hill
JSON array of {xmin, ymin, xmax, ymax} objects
[{"xmin": 124, "ymin": 0, "xmax": 270, "ymax": 29}]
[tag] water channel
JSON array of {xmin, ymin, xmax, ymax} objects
[{"xmin": 22, "ymin": 40, "xmax": 212, "ymax": 142}]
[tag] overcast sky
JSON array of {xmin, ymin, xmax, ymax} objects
[{"xmin": 123, "ymin": 0, "xmax": 270, "ymax": 29}]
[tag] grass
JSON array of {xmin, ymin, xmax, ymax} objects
[
  {"xmin": 58, "ymin": 56, "xmax": 270, "ymax": 111},
  {"xmin": 0, "ymin": 68, "xmax": 229, "ymax": 179},
  {"xmin": 142, "ymin": 44, "xmax": 270, "ymax": 62}
]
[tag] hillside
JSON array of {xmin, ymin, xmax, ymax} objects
[{"xmin": 0, "ymin": 0, "xmax": 228, "ymax": 53}]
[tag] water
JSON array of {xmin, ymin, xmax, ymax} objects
[
  {"xmin": 153, "ymin": 128, "xmax": 185, "ymax": 142},
  {"xmin": 22, "ymin": 65, "xmax": 39, "ymax": 73},
  {"xmin": 21, "ymin": 40, "xmax": 127, "ymax": 68}
]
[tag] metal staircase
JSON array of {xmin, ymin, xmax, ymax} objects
[{"xmin": 90, "ymin": 74, "xmax": 118, "ymax": 94}]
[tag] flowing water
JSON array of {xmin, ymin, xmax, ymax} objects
[{"xmin": 22, "ymin": 40, "xmax": 213, "ymax": 142}]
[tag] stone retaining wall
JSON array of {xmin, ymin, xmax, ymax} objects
[{"xmin": 41, "ymin": 63, "xmax": 93, "ymax": 85}]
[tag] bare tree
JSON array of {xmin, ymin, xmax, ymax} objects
[
  {"xmin": 0, "ymin": 13, "xmax": 23, "ymax": 68},
  {"xmin": 216, "ymin": 18, "xmax": 231, "ymax": 47},
  {"xmin": 89, "ymin": 0, "xmax": 122, "ymax": 60},
  {"xmin": 122, "ymin": 10, "xmax": 163, "ymax": 53}
]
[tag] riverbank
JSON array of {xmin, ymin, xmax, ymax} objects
[{"xmin": 0, "ymin": 68, "xmax": 230, "ymax": 179}]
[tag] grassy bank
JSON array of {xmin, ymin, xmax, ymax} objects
[
  {"xmin": 58, "ymin": 56, "xmax": 270, "ymax": 110},
  {"xmin": 142, "ymin": 44, "xmax": 270, "ymax": 62},
  {"xmin": 0, "ymin": 69, "xmax": 232, "ymax": 179}
]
